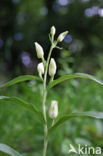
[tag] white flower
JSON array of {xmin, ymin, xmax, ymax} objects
[
  {"xmin": 49, "ymin": 100, "xmax": 58, "ymax": 119},
  {"xmin": 37, "ymin": 62, "xmax": 44, "ymax": 78},
  {"xmin": 35, "ymin": 42, "xmax": 44, "ymax": 59},
  {"xmin": 49, "ymin": 58, "xmax": 57, "ymax": 77},
  {"xmin": 57, "ymin": 31, "xmax": 68, "ymax": 42},
  {"xmin": 50, "ymin": 26, "xmax": 56, "ymax": 36}
]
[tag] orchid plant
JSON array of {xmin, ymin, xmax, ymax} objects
[{"xmin": 0, "ymin": 26, "xmax": 103, "ymax": 156}]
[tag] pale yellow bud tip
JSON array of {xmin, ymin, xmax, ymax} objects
[
  {"xmin": 49, "ymin": 58, "xmax": 57, "ymax": 77},
  {"xmin": 35, "ymin": 42, "xmax": 44, "ymax": 59},
  {"xmin": 37, "ymin": 62, "xmax": 44, "ymax": 79},
  {"xmin": 50, "ymin": 26, "xmax": 56, "ymax": 36},
  {"xmin": 57, "ymin": 31, "xmax": 69, "ymax": 42},
  {"xmin": 49, "ymin": 100, "xmax": 58, "ymax": 119}
]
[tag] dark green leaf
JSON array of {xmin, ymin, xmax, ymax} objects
[
  {"xmin": 48, "ymin": 111, "xmax": 103, "ymax": 137},
  {"xmin": 0, "ymin": 96, "xmax": 43, "ymax": 123},
  {"xmin": 47, "ymin": 73, "xmax": 103, "ymax": 90},
  {"xmin": 0, "ymin": 143, "xmax": 22, "ymax": 156},
  {"xmin": 0, "ymin": 75, "xmax": 41, "ymax": 89}
]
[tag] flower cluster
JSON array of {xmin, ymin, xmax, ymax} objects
[{"xmin": 35, "ymin": 26, "xmax": 68, "ymax": 120}]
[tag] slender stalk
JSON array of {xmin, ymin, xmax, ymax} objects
[
  {"xmin": 42, "ymin": 89, "xmax": 48, "ymax": 156},
  {"xmin": 42, "ymin": 44, "xmax": 54, "ymax": 156},
  {"xmin": 52, "ymin": 119, "xmax": 55, "ymax": 127}
]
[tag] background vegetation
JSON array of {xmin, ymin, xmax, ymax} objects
[{"xmin": 0, "ymin": 0, "xmax": 103, "ymax": 155}]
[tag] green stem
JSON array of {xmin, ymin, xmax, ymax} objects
[
  {"xmin": 44, "ymin": 45, "xmax": 54, "ymax": 84},
  {"xmin": 52, "ymin": 119, "xmax": 55, "ymax": 127},
  {"xmin": 42, "ymin": 44, "xmax": 54, "ymax": 156}
]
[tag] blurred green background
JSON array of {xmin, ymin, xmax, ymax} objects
[{"xmin": 0, "ymin": 0, "xmax": 103, "ymax": 155}]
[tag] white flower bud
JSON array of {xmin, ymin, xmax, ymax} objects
[
  {"xmin": 49, "ymin": 100, "xmax": 58, "ymax": 119},
  {"xmin": 49, "ymin": 58, "xmax": 57, "ymax": 77},
  {"xmin": 57, "ymin": 31, "xmax": 68, "ymax": 42},
  {"xmin": 37, "ymin": 62, "xmax": 44, "ymax": 78},
  {"xmin": 35, "ymin": 42, "xmax": 44, "ymax": 59},
  {"xmin": 50, "ymin": 26, "xmax": 56, "ymax": 36}
]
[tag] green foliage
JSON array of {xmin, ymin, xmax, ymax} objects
[
  {"xmin": 0, "ymin": 96, "xmax": 43, "ymax": 123},
  {"xmin": 48, "ymin": 111, "xmax": 103, "ymax": 137},
  {"xmin": 0, "ymin": 75, "xmax": 41, "ymax": 89},
  {"xmin": 0, "ymin": 26, "xmax": 103, "ymax": 156},
  {"xmin": 47, "ymin": 73, "xmax": 103, "ymax": 90},
  {"xmin": 0, "ymin": 72, "xmax": 103, "ymax": 155},
  {"xmin": 0, "ymin": 144, "xmax": 22, "ymax": 156},
  {"xmin": 0, "ymin": 77, "xmax": 103, "ymax": 155}
]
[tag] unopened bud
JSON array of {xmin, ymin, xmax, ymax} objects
[
  {"xmin": 49, "ymin": 58, "xmax": 57, "ymax": 77},
  {"xmin": 37, "ymin": 62, "xmax": 44, "ymax": 79},
  {"xmin": 57, "ymin": 31, "xmax": 68, "ymax": 42},
  {"xmin": 35, "ymin": 42, "xmax": 44, "ymax": 59},
  {"xmin": 49, "ymin": 100, "xmax": 58, "ymax": 119},
  {"xmin": 50, "ymin": 26, "xmax": 56, "ymax": 36}
]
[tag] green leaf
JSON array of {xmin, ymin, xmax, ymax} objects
[
  {"xmin": 47, "ymin": 73, "xmax": 103, "ymax": 90},
  {"xmin": 0, "ymin": 75, "xmax": 41, "ymax": 89},
  {"xmin": 0, "ymin": 143, "xmax": 22, "ymax": 156},
  {"xmin": 48, "ymin": 111, "xmax": 103, "ymax": 137},
  {"xmin": 0, "ymin": 96, "xmax": 43, "ymax": 123}
]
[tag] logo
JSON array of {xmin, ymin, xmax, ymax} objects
[{"xmin": 69, "ymin": 144, "xmax": 102, "ymax": 155}]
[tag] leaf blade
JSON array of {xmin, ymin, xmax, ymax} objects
[
  {"xmin": 0, "ymin": 75, "xmax": 41, "ymax": 89},
  {"xmin": 0, "ymin": 143, "xmax": 22, "ymax": 156},
  {"xmin": 47, "ymin": 73, "xmax": 103, "ymax": 90},
  {"xmin": 0, "ymin": 96, "xmax": 43, "ymax": 123},
  {"xmin": 48, "ymin": 111, "xmax": 103, "ymax": 137}
]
